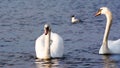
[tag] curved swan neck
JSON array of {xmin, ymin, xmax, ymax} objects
[
  {"xmin": 44, "ymin": 29, "xmax": 51, "ymax": 59},
  {"xmin": 102, "ymin": 10, "xmax": 112, "ymax": 47}
]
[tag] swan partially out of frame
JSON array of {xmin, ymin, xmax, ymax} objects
[
  {"xmin": 35, "ymin": 24, "xmax": 64, "ymax": 59},
  {"xmin": 95, "ymin": 7, "xmax": 120, "ymax": 54}
]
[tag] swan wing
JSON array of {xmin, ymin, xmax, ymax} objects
[
  {"xmin": 35, "ymin": 34, "xmax": 45, "ymax": 58},
  {"xmin": 108, "ymin": 39, "xmax": 120, "ymax": 54},
  {"xmin": 50, "ymin": 32, "xmax": 64, "ymax": 57}
]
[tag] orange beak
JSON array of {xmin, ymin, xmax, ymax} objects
[
  {"xmin": 44, "ymin": 27, "xmax": 49, "ymax": 35},
  {"xmin": 95, "ymin": 9, "xmax": 102, "ymax": 16}
]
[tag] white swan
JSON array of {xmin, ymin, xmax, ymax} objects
[
  {"xmin": 95, "ymin": 7, "xmax": 120, "ymax": 54},
  {"xmin": 71, "ymin": 15, "xmax": 80, "ymax": 23},
  {"xmin": 35, "ymin": 24, "xmax": 64, "ymax": 59}
]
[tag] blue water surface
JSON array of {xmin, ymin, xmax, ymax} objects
[{"xmin": 0, "ymin": 0, "xmax": 120, "ymax": 68}]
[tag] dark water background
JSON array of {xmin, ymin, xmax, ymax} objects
[{"xmin": 0, "ymin": 0, "xmax": 120, "ymax": 68}]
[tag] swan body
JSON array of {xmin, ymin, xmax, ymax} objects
[
  {"xmin": 99, "ymin": 39, "xmax": 120, "ymax": 54},
  {"xmin": 71, "ymin": 15, "xmax": 80, "ymax": 23},
  {"xmin": 96, "ymin": 7, "xmax": 120, "ymax": 54},
  {"xmin": 35, "ymin": 24, "xmax": 64, "ymax": 59}
]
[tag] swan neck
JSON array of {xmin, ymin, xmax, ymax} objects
[
  {"xmin": 102, "ymin": 11, "xmax": 112, "ymax": 47},
  {"xmin": 44, "ymin": 30, "xmax": 51, "ymax": 59}
]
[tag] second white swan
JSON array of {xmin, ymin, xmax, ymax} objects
[
  {"xmin": 95, "ymin": 7, "xmax": 120, "ymax": 54},
  {"xmin": 35, "ymin": 24, "xmax": 64, "ymax": 59}
]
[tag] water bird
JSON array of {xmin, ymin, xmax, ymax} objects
[
  {"xmin": 95, "ymin": 7, "xmax": 120, "ymax": 54},
  {"xmin": 35, "ymin": 24, "xmax": 64, "ymax": 59},
  {"xmin": 71, "ymin": 15, "xmax": 80, "ymax": 23}
]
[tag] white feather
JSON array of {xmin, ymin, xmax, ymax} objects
[
  {"xmin": 96, "ymin": 7, "xmax": 120, "ymax": 54},
  {"xmin": 35, "ymin": 32, "xmax": 64, "ymax": 59}
]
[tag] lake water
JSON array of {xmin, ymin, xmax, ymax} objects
[{"xmin": 0, "ymin": 0, "xmax": 120, "ymax": 68}]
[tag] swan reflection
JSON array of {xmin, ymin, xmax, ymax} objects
[
  {"xmin": 102, "ymin": 55, "xmax": 120, "ymax": 68},
  {"xmin": 35, "ymin": 59, "xmax": 62, "ymax": 68}
]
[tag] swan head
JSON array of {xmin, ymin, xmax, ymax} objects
[
  {"xmin": 44, "ymin": 24, "xmax": 51, "ymax": 35},
  {"xmin": 95, "ymin": 7, "xmax": 110, "ymax": 16}
]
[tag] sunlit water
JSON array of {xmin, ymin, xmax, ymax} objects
[{"xmin": 0, "ymin": 0, "xmax": 120, "ymax": 68}]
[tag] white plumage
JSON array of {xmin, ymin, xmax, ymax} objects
[
  {"xmin": 96, "ymin": 7, "xmax": 120, "ymax": 54},
  {"xmin": 99, "ymin": 39, "xmax": 120, "ymax": 54},
  {"xmin": 35, "ymin": 24, "xmax": 64, "ymax": 59}
]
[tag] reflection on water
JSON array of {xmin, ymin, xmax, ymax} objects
[
  {"xmin": 35, "ymin": 61, "xmax": 52, "ymax": 68},
  {"xmin": 35, "ymin": 59, "xmax": 63, "ymax": 68},
  {"xmin": 102, "ymin": 55, "xmax": 120, "ymax": 68},
  {"xmin": 0, "ymin": 0, "xmax": 120, "ymax": 68}
]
